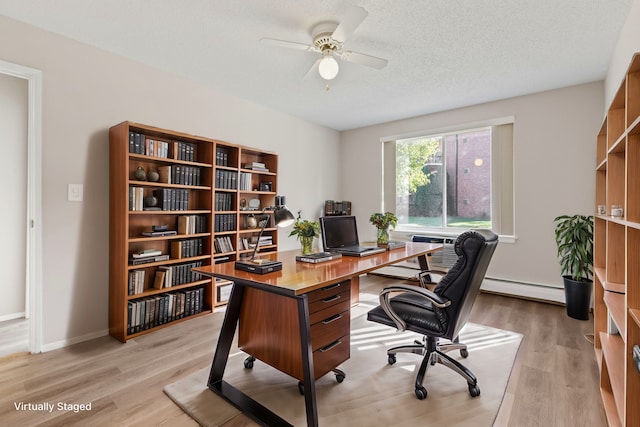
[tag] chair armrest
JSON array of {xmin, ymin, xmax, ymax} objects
[{"xmin": 379, "ymin": 284, "xmax": 451, "ymax": 332}]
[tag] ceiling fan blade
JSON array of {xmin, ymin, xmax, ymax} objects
[
  {"xmin": 303, "ymin": 58, "xmax": 322, "ymax": 80},
  {"xmin": 337, "ymin": 50, "xmax": 388, "ymax": 69},
  {"xmin": 331, "ymin": 6, "xmax": 368, "ymax": 43},
  {"xmin": 260, "ymin": 37, "xmax": 316, "ymax": 52}
]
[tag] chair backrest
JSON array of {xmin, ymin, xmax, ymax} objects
[{"xmin": 433, "ymin": 229, "xmax": 498, "ymax": 339}]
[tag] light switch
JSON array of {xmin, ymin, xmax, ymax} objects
[{"xmin": 68, "ymin": 184, "xmax": 83, "ymax": 201}]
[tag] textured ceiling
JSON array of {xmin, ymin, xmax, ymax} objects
[{"xmin": 0, "ymin": 0, "xmax": 633, "ymax": 130}]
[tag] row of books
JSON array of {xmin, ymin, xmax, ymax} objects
[
  {"xmin": 129, "ymin": 132, "xmax": 170, "ymax": 158},
  {"xmin": 128, "ymin": 270, "xmax": 146, "ymax": 295},
  {"xmin": 215, "ymin": 170, "xmax": 238, "ymax": 189},
  {"xmin": 238, "ymin": 172, "xmax": 254, "ymax": 191},
  {"xmin": 154, "ymin": 188, "xmax": 191, "ymax": 211},
  {"xmin": 215, "ymin": 214, "xmax": 237, "ymax": 232},
  {"xmin": 214, "ymin": 193, "xmax": 234, "ymax": 211},
  {"xmin": 214, "ymin": 236, "xmax": 234, "ymax": 253},
  {"xmin": 157, "ymin": 165, "xmax": 203, "ymax": 186},
  {"xmin": 170, "ymin": 238, "xmax": 205, "ymax": 259},
  {"xmin": 177, "ymin": 214, "xmax": 208, "ymax": 234},
  {"xmin": 156, "ymin": 260, "xmax": 204, "ymax": 288},
  {"xmin": 127, "ymin": 287, "xmax": 205, "ymax": 334},
  {"xmin": 175, "ymin": 142, "xmax": 197, "ymax": 162},
  {"xmin": 216, "ymin": 146, "xmax": 231, "ymax": 167},
  {"xmin": 128, "ymin": 260, "xmax": 205, "ymax": 295}
]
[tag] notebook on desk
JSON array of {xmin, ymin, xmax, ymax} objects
[{"xmin": 319, "ymin": 215, "xmax": 386, "ymax": 257}]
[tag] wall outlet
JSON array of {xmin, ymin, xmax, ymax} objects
[{"xmin": 68, "ymin": 184, "xmax": 83, "ymax": 201}]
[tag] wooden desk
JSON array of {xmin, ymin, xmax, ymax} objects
[{"xmin": 193, "ymin": 242, "xmax": 441, "ymax": 427}]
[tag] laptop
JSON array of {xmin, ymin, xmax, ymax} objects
[{"xmin": 319, "ymin": 216, "xmax": 386, "ymax": 257}]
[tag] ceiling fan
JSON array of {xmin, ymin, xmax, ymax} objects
[{"xmin": 260, "ymin": 6, "xmax": 388, "ymax": 81}]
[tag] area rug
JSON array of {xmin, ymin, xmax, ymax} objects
[{"xmin": 164, "ymin": 297, "xmax": 522, "ymax": 426}]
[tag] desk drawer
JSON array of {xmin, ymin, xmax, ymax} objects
[
  {"xmin": 310, "ymin": 309, "xmax": 350, "ymax": 351},
  {"xmin": 313, "ymin": 334, "xmax": 350, "ymax": 379},
  {"xmin": 308, "ymin": 289, "xmax": 350, "ymax": 315},
  {"xmin": 307, "ymin": 280, "xmax": 350, "ymax": 305},
  {"xmin": 309, "ymin": 295, "xmax": 350, "ymax": 325}
]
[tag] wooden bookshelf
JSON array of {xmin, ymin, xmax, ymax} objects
[
  {"xmin": 593, "ymin": 52, "xmax": 640, "ymax": 426},
  {"xmin": 109, "ymin": 122, "xmax": 279, "ymax": 342}
]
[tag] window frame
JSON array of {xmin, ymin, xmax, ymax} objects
[{"xmin": 382, "ymin": 116, "xmax": 515, "ymax": 239}]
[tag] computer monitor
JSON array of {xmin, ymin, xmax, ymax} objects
[{"xmin": 320, "ymin": 215, "xmax": 360, "ymax": 250}]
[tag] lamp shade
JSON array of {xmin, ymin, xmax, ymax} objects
[
  {"xmin": 274, "ymin": 197, "xmax": 295, "ymax": 227},
  {"xmin": 318, "ymin": 54, "xmax": 339, "ymax": 80}
]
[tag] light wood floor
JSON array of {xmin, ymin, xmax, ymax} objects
[
  {"xmin": 0, "ymin": 275, "xmax": 606, "ymax": 426},
  {"xmin": 0, "ymin": 317, "xmax": 28, "ymax": 358}
]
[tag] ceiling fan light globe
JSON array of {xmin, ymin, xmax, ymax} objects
[{"xmin": 318, "ymin": 56, "xmax": 339, "ymax": 80}]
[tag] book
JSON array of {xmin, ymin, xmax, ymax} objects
[
  {"xmin": 129, "ymin": 254, "xmax": 170, "ymax": 265},
  {"xmin": 132, "ymin": 249, "xmax": 162, "ymax": 258},
  {"xmin": 296, "ymin": 252, "xmax": 343, "ymax": 263},
  {"xmin": 141, "ymin": 230, "xmax": 177, "ymax": 237},
  {"xmin": 378, "ymin": 241, "xmax": 406, "ymax": 250},
  {"xmin": 153, "ymin": 271, "xmax": 166, "ymax": 290}
]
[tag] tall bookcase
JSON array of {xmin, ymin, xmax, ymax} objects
[
  {"xmin": 109, "ymin": 122, "xmax": 279, "ymax": 342},
  {"xmin": 594, "ymin": 52, "xmax": 640, "ymax": 426}
]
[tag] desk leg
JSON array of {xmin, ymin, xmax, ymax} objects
[
  {"xmin": 208, "ymin": 283, "xmax": 244, "ymax": 386},
  {"xmin": 297, "ymin": 296, "xmax": 318, "ymax": 427}
]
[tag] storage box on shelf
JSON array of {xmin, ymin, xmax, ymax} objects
[{"xmin": 594, "ymin": 52, "xmax": 640, "ymax": 427}]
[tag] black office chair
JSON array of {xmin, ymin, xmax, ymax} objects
[{"xmin": 367, "ymin": 229, "xmax": 498, "ymax": 400}]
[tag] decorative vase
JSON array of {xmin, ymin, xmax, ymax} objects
[
  {"xmin": 246, "ymin": 214, "xmax": 258, "ymax": 229},
  {"xmin": 134, "ymin": 166, "xmax": 147, "ymax": 181},
  {"xmin": 300, "ymin": 236, "xmax": 314, "ymax": 255},
  {"xmin": 376, "ymin": 227, "xmax": 390, "ymax": 245},
  {"xmin": 147, "ymin": 169, "xmax": 160, "ymax": 182}
]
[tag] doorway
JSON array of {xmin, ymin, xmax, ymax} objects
[{"xmin": 0, "ymin": 60, "xmax": 42, "ymax": 355}]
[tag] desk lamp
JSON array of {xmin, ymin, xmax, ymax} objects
[{"xmin": 234, "ymin": 195, "xmax": 295, "ymax": 274}]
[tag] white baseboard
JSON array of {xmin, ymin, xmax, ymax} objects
[
  {"xmin": 481, "ymin": 278, "xmax": 565, "ymax": 304},
  {"xmin": 0, "ymin": 312, "xmax": 26, "ymax": 322},
  {"xmin": 41, "ymin": 329, "xmax": 110, "ymax": 353}
]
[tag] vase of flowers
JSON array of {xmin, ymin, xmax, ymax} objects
[
  {"xmin": 369, "ymin": 212, "xmax": 398, "ymax": 245},
  {"xmin": 289, "ymin": 211, "xmax": 320, "ymax": 255}
]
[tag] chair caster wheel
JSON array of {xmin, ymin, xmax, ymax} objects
[
  {"xmin": 335, "ymin": 373, "xmax": 345, "ymax": 383},
  {"xmin": 468, "ymin": 383, "xmax": 480, "ymax": 397},
  {"xmin": 298, "ymin": 381, "xmax": 305, "ymax": 395},
  {"xmin": 388, "ymin": 354, "xmax": 396, "ymax": 365},
  {"xmin": 415, "ymin": 386, "xmax": 428, "ymax": 400},
  {"xmin": 243, "ymin": 356, "xmax": 255, "ymax": 369},
  {"xmin": 460, "ymin": 348, "xmax": 469, "ymax": 358}
]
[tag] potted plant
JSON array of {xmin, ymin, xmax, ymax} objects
[
  {"xmin": 553, "ymin": 214, "xmax": 594, "ymax": 320},
  {"xmin": 369, "ymin": 212, "xmax": 398, "ymax": 245},
  {"xmin": 289, "ymin": 211, "xmax": 320, "ymax": 255}
]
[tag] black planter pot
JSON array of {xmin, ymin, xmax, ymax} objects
[{"xmin": 563, "ymin": 275, "xmax": 593, "ymax": 320}]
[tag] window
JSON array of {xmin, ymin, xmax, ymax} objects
[{"xmin": 383, "ymin": 120, "xmax": 514, "ymax": 236}]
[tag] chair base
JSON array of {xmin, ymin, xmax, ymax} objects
[{"xmin": 386, "ymin": 336, "xmax": 480, "ymax": 399}]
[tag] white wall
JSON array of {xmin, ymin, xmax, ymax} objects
[
  {"xmin": 0, "ymin": 16, "xmax": 340, "ymax": 349},
  {"xmin": 341, "ymin": 82, "xmax": 603, "ymax": 290},
  {"xmin": 605, "ymin": 0, "xmax": 640, "ymax": 107},
  {"xmin": 0, "ymin": 72, "xmax": 27, "ymax": 319}
]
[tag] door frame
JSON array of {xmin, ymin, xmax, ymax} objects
[{"xmin": 0, "ymin": 59, "xmax": 43, "ymax": 353}]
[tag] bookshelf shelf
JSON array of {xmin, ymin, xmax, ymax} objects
[
  {"xmin": 594, "ymin": 52, "xmax": 640, "ymax": 426},
  {"xmin": 110, "ymin": 121, "xmax": 280, "ymax": 340}
]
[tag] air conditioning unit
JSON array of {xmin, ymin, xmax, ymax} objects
[{"xmin": 411, "ymin": 235, "xmax": 458, "ymax": 270}]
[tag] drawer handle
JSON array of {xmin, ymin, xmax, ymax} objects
[
  {"xmin": 319, "ymin": 340, "xmax": 342, "ymax": 353},
  {"xmin": 322, "ymin": 295, "xmax": 341, "ymax": 303},
  {"xmin": 322, "ymin": 314, "xmax": 342, "ymax": 325},
  {"xmin": 322, "ymin": 282, "xmax": 342, "ymax": 291}
]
